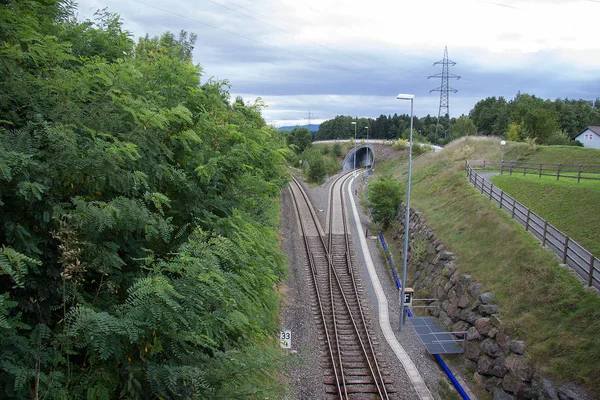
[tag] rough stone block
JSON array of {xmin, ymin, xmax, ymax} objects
[
  {"xmin": 454, "ymin": 283, "xmax": 464, "ymax": 296},
  {"xmin": 438, "ymin": 310, "xmax": 453, "ymax": 328},
  {"xmin": 452, "ymin": 320, "xmax": 470, "ymax": 333},
  {"xmin": 430, "ymin": 301, "xmax": 440, "ymax": 317},
  {"xmin": 458, "ymin": 295, "xmax": 470, "ymax": 309},
  {"xmin": 458, "ymin": 309, "xmax": 479, "ymax": 324},
  {"xmin": 487, "ymin": 327, "xmax": 498, "ymax": 339},
  {"xmin": 481, "ymin": 338, "xmax": 502, "ymax": 357},
  {"xmin": 496, "ymin": 333, "xmax": 510, "ymax": 352},
  {"xmin": 480, "ymin": 291, "xmax": 494, "ymax": 304},
  {"xmin": 447, "ymin": 303, "xmax": 460, "ymax": 320},
  {"xmin": 532, "ymin": 374, "xmax": 559, "ymax": 400},
  {"xmin": 478, "ymin": 355, "xmax": 507, "ymax": 378},
  {"xmin": 439, "ymin": 250, "xmax": 454, "ymax": 261},
  {"xmin": 475, "ymin": 317, "xmax": 491, "ymax": 336},
  {"xmin": 448, "ymin": 288, "xmax": 458, "ymax": 304},
  {"xmin": 460, "ymin": 274, "xmax": 472, "ymax": 285},
  {"xmin": 465, "ymin": 341, "xmax": 481, "ymax": 361},
  {"xmin": 510, "ymin": 340, "xmax": 525, "ymax": 355},
  {"xmin": 469, "ymin": 282, "xmax": 484, "ymax": 298},
  {"xmin": 505, "ymin": 354, "xmax": 534, "ymax": 381},
  {"xmin": 441, "ymin": 300, "xmax": 449, "ymax": 312},
  {"xmin": 493, "ymin": 387, "xmax": 516, "ymax": 400},
  {"xmin": 502, "ymin": 373, "xmax": 524, "ymax": 394},
  {"xmin": 444, "ymin": 280, "xmax": 453, "ymax": 293},
  {"xmin": 467, "ymin": 327, "xmax": 481, "ymax": 341},
  {"xmin": 490, "ymin": 314, "xmax": 503, "ymax": 327},
  {"xmin": 479, "ymin": 304, "xmax": 499, "ymax": 316}
]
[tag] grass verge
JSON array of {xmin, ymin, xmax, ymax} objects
[
  {"xmin": 491, "ymin": 174, "xmax": 600, "ymax": 256},
  {"xmin": 374, "ymin": 137, "xmax": 600, "ymax": 395}
]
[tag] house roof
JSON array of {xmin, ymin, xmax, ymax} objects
[
  {"xmin": 589, "ymin": 126, "xmax": 600, "ymax": 136},
  {"xmin": 576, "ymin": 126, "xmax": 600, "ymax": 137}
]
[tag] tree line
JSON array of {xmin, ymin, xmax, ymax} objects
[
  {"xmin": 1, "ymin": 1, "xmax": 289, "ymax": 398},
  {"xmin": 314, "ymin": 94, "xmax": 600, "ymax": 146}
]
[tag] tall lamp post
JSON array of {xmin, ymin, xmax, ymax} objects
[
  {"xmin": 500, "ymin": 140, "xmax": 506, "ymax": 168},
  {"xmin": 351, "ymin": 121, "xmax": 357, "ymax": 175},
  {"xmin": 365, "ymin": 126, "xmax": 369, "ymax": 166},
  {"xmin": 397, "ymin": 93, "xmax": 414, "ymax": 332}
]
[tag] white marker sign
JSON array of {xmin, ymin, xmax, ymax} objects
[{"xmin": 280, "ymin": 330, "xmax": 291, "ymax": 349}]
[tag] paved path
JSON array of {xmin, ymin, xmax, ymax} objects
[
  {"xmin": 477, "ymin": 171, "xmax": 499, "ymax": 181},
  {"xmin": 347, "ymin": 175, "xmax": 434, "ymax": 400}
]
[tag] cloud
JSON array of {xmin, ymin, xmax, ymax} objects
[{"xmin": 75, "ymin": 0, "xmax": 600, "ymax": 126}]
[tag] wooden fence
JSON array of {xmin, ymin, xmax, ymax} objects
[
  {"xmin": 469, "ymin": 160, "xmax": 600, "ymax": 182},
  {"xmin": 466, "ymin": 161, "xmax": 600, "ymax": 289}
]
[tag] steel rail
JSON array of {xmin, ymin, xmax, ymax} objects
[
  {"xmin": 290, "ymin": 172, "xmax": 393, "ymax": 398},
  {"xmin": 288, "ymin": 179, "xmax": 343, "ymax": 398},
  {"xmin": 336, "ymin": 173, "xmax": 390, "ymax": 399}
]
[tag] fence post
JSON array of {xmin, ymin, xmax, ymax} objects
[
  {"xmin": 523, "ymin": 163, "xmax": 527, "ymax": 176},
  {"xmin": 557, "ymin": 164, "xmax": 561, "ymax": 181},
  {"xmin": 578, "ymin": 164, "xmax": 582, "ymax": 183},
  {"xmin": 562, "ymin": 236, "xmax": 569, "ymax": 263},
  {"xmin": 489, "ymin": 183, "xmax": 494, "ymax": 200},
  {"xmin": 483, "ymin": 160, "xmax": 486, "ymax": 170},
  {"xmin": 511, "ymin": 198, "xmax": 516, "ymax": 219},
  {"xmin": 499, "ymin": 190, "xmax": 504, "ymax": 209},
  {"xmin": 539, "ymin": 163, "xmax": 542, "ymax": 178},
  {"xmin": 542, "ymin": 221, "xmax": 548, "ymax": 247},
  {"xmin": 510, "ymin": 161, "xmax": 514, "ymax": 175},
  {"xmin": 588, "ymin": 253, "xmax": 595, "ymax": 287},
  {"xmin": 525, "ymin": 209, "xmax": 531, "ymax": 231},
  {"xmin": 500, "ymin": 160, "xmax": 504, "ymax": 174}
]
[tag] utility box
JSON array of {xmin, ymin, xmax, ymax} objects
[{"xmin": 403, "ymin": 288, "xmax": 414, "ymax": 307}]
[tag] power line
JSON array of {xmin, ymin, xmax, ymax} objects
[
  {"xmin": 203, "ymin": 0, "xmax": 374, "ymax": 69},
  {"xmin": 210, "ymin": 0, "xmax": 435, "ymax": 80},
  {"xmin": 132, "ymin": 0, "xmax": 362, "ymax": 75}
]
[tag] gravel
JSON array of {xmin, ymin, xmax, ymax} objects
[{"xmin": 280, "ymin": 170, "xmax": 451, "ymax": 399}]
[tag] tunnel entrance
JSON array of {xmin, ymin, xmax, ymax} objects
[{"xmin": 342, "ymin": 145, "xmax": 375, "ymax": 170}]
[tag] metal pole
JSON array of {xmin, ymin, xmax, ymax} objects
[
  {"xmin": 366, "ymin": 126, "xmax": 369, "ymax": 166},
  {"xmin": 354, "ymin": 122, "xmax": 357, "ymax": 175},
  {"xmin": 400, "ymin": 98, "xmax": 414, "ymax": 332}
]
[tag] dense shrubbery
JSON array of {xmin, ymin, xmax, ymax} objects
[
  {"xmin": 0, "ymin": 2, "xmax": 288, "ymax": 398},
  {"xmin": 366, "ymin": 176, "xmax": 404, "ymax": 229}
]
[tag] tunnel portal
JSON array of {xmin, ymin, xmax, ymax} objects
[{"xmin": 342, "ymin": 145, "xmax": 375, "ymax": 170}]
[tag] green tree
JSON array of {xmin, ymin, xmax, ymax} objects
[
  {"xmin": 0, "ymin": 3, "xmax": 289, "ymax": 398},
  {"xmin": 367, "ymin": 176, "xmax": 404, "ymax": 229},
  {"xmin": 287, "ymin": 127, "xmax": 312, "ymax": 153},
  {"xmin": 450, "ymin": 115, "xmax": 477, "ymax": 140}
]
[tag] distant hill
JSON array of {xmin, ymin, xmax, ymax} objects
[{"xmin": 278, "ymin": 124, "xmax": 319, "ymax": 132}]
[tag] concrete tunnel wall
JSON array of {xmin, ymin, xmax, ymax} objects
[{"xmin": 342, "ymin": 145, "xmax": 375, "ymax": 170}]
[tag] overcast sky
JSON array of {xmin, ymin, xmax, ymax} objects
[{"xmin": 75, "ymin": 0, "xmax": 600, "ymax": 127}]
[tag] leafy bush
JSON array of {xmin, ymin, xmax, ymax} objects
[
  {"xmin": 545, "ymin": 130, "xmax": 572, "ymax": 146},
  {"xmin": 0, "ymin": 4, "xmax": 289, "ymax": 399},
  {"xmin": 332, "ymin": 143, "xmax": 343, "ymax": 157},
  {"xmin": 367, "ymin": 176, "xmax": 404, "ymax": 229},
  {"xmin": 392, "ymin": 139, "xmax": 409, "ymax": 151}
]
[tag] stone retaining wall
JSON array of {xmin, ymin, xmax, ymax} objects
[{"xmin": 391, "ymin": 205, "xmax": 589, "ymax": 400}]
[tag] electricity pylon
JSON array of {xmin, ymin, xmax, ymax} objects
[{"xmin": 428, "ymin": 46, "xmax": 460, "ymax": 138}]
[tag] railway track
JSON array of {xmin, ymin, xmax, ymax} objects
[{"xmin": 289, "ymin": 172, "xmax": 396, "ymax": 399}]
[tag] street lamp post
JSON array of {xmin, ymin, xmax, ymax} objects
[
  {"xmin": 500, "ymin": 140, "xmax": 506, "ymax": 169},
  {"xmin": 396, "ymin": 93, "xmax": 415, "ymax": 332},
  {"xmin": 351, "ymin": 121, "xmax": 357, "ymax": 175},
  {"xmin": 365, "ymin": 126, "xmax": 369, "ymax": 166}
]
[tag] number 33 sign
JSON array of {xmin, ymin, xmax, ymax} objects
[{"xmin": 280, "ymin": 330, "xmax": 291, "ymax": 349}]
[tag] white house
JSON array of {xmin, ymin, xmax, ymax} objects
[{"xmin": 574, "ymin": 126, "xmax": 600, "ymax": 149}]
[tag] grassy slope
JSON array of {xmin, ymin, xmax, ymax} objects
[
  {"xmin": 376, "ymin": 137, "xmax": 600, "ymax": 394},
  {"xmin": 491, "ymin": 174, "xmax": 600, "ymax": 255}
]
